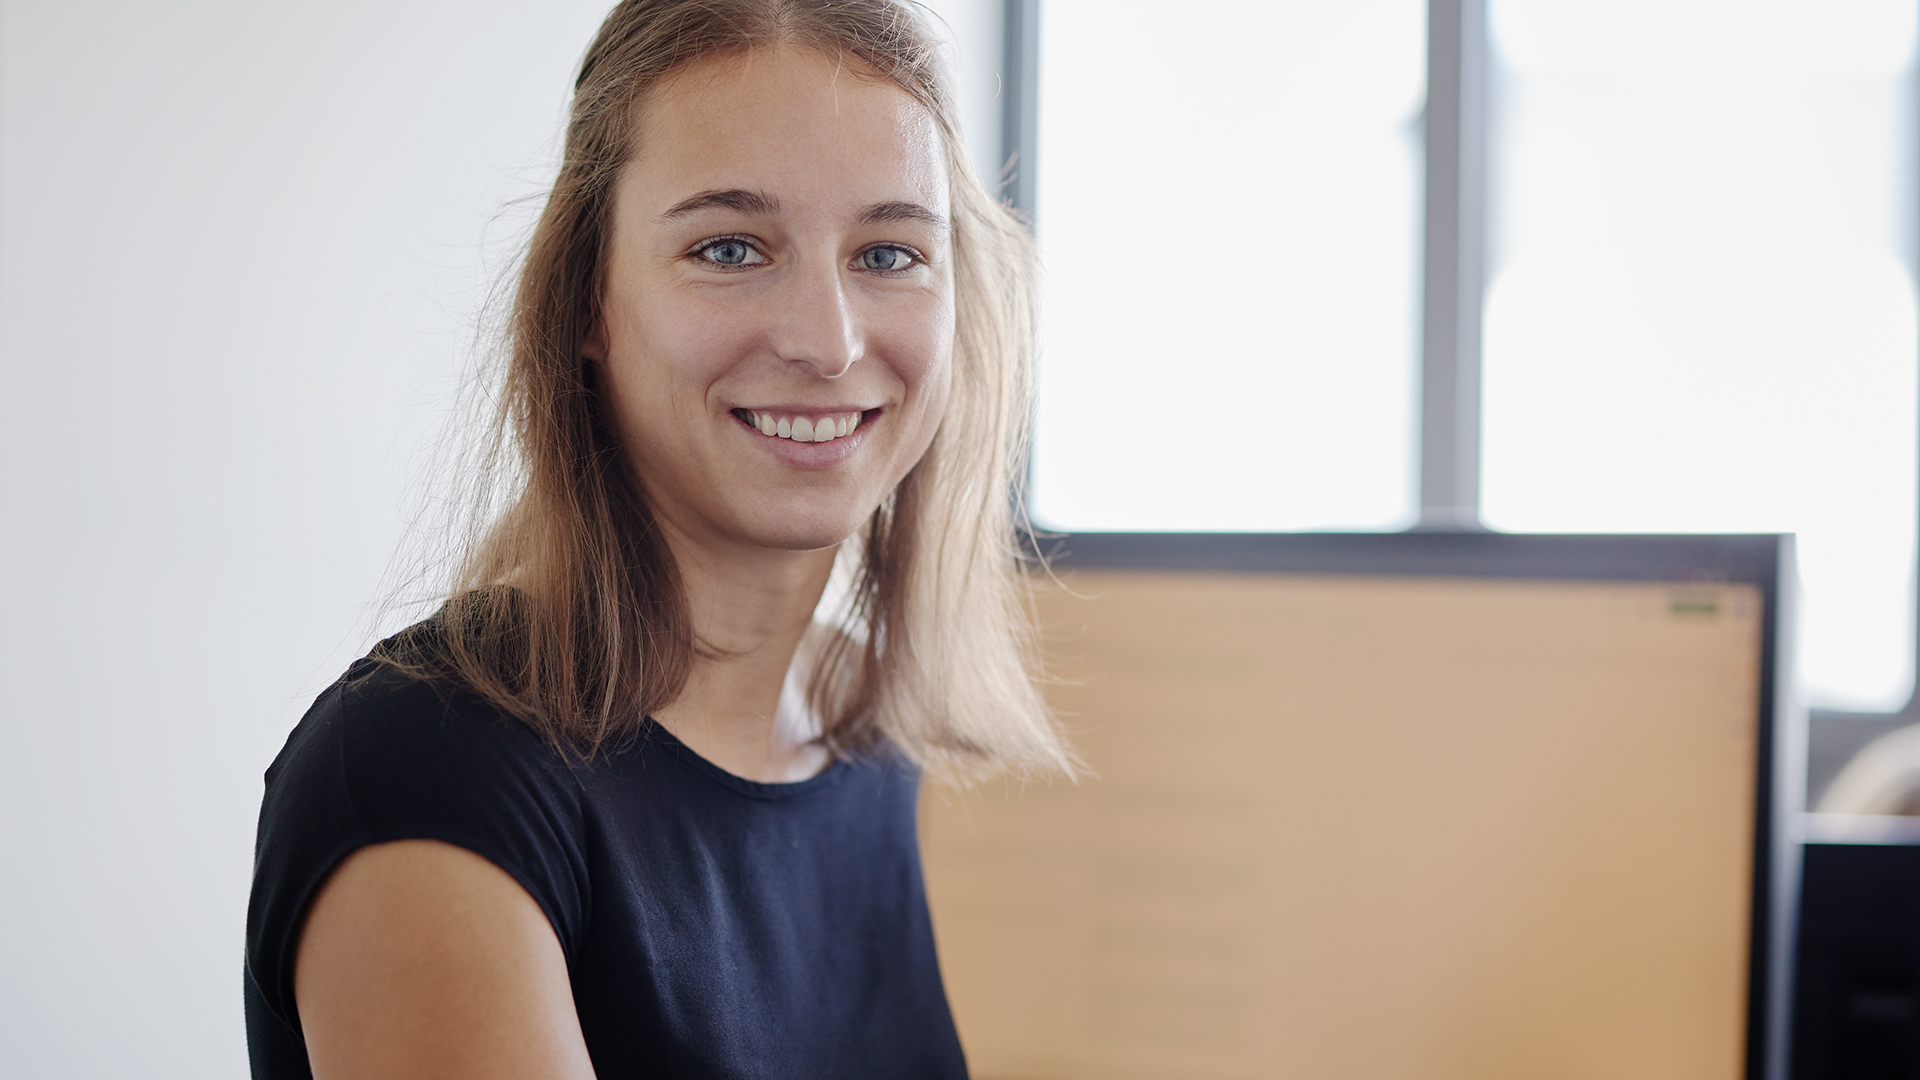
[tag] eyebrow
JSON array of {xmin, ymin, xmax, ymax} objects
[
  {"xmin": 660, "ymin": 189, "xmax": 950, "ymax": 232},
  {"xmin": 659, "ymin": 188, "xmax": 781, "ymax": 220},
  {"xmin": 858, "ymin": 201, "xmax": 949, "ymax": 230}
]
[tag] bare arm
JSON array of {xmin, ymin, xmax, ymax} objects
[{"xmin": 294, "ymin": 840, "xmax": 597, "ymax": 1080}]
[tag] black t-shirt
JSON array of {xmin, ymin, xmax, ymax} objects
[{"xmin": 244, "ymin": 641, "xmax": 968, "ymax": 1079}]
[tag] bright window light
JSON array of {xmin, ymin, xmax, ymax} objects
[
  {"xmin": 1482, "ymin": 0, "xmax": 1920, "ymax": 710},
  {"xmin": 1028, "ymin": 0, "xmax": 1428, "ymax": 532}
]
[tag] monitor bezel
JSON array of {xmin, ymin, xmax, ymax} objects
[{"xmin": 1030, "ymin": 530, "xmax": 1801, "ymax": 1080}]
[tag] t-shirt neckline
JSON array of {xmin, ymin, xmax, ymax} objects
[{"xmin": 639, "ymin": 719, "xmax": 850, "ymax": 801}]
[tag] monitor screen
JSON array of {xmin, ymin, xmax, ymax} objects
[{"xmin": 922, "ymin": 555, "xmax": 1769, "ymax": 1078}]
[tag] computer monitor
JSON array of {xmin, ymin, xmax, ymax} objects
[{"xmin": 921, "ymin": 532, "xmax": 1799, "ymax": 1080}]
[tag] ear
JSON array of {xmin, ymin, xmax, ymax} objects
[{"xmin": 580, "ymin": 315, "xmax": 609, "ymax": 363}]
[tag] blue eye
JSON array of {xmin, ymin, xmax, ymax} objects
[
  {"xmin": 701, "ymin": 239, "xmax": 755, "ymax": 266},
  {"xmin": 858, "ymin": 246, "xmax": 915, "ymax": 272}
]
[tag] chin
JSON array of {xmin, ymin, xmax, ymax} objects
[{"xmin": 734, "ymin": 507, "xmax": 872, "ymax": 553}]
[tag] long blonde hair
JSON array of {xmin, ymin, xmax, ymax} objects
[{"xmin": 400, "ymin": 0, "xmax": 1072, "ymax": 782}]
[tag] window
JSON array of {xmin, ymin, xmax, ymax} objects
[
  {"xmin": 1027, "ymin": 0, "xmax": 1428, "ymax": 531},
  {"xmin": 1482, "ymin": 0, "xmax": 1918, "ymax": 710},
  {"xmin": 1021, "ymin": 0, "xmax": 1920, "ymax": 712}
]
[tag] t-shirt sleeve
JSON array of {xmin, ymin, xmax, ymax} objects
[{"xmin": 244, "ymin": 658, "xmax": 589, "ymax": 1036}]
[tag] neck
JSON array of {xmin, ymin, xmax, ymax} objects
[{"xmin": 649, "ymin": 523, "xmax": 839, "ymax": 783}]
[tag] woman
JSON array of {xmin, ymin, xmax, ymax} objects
[{"xmin": 243, "ymin": 1, "xmax": 1073, "ymax": 1076}]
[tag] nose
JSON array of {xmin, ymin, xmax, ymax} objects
[{"xmin": 769, "ymin": 258, "xmax": 862, "ymax": 378}]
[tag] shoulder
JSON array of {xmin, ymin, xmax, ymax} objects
[
  {"xmin": 248, "ymin": 623, "xmax": 592, "ymax": 1035},
  {"xmin": 260, "ymin": 618, "xmax": 593, "ymax": 884},
  {"xmin": 264, "ymin": 632, "xmax": 580, "ymax": 839}
]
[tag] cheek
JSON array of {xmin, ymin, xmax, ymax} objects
[
  {"xmin": 893, "ymin": 288, "xmax": 958, "ymax": 411},
  {"xmin": 610, "ymin": 292, "xmax": 750, "ymax": 416},
  {"xmin": 892, "ymin": 329, "xmax": 956, "ymax": 480},
  {"xmin": 884, "ymin": 313, "xmax": 956, "ymax": 462}
]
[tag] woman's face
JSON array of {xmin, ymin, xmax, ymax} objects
[{"xmin": 587, "ymin": 46, "xmax": 955, "ymax": 557}]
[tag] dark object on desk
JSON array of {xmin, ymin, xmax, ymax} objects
[{"xmin": 1793, "ymin": 841, "xmax": 1920, "ymax": 1079}]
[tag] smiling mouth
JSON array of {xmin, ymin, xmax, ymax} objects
[{"xmin": 730, "ymin": 408, "xmax": 869, "ymax": 443}]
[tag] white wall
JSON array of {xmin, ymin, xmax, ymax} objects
[{"xmin": 0, "ymin": 1, "xmax": 1003, "ymax": 1075}]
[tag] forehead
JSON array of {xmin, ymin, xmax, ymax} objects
[{"xmin": 625, "ymin": 46, "xmax": 948, "ymax": 215}]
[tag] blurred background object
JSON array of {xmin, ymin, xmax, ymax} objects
[
  {"xmin": 1790, "ymin": 839, "xmax": 1920, "ymax": 1080},
  {"xmin": 1018, "ymin": 1, "xmax": 1920, "ymax": 1076},
  {"xmin": 1795, "ymin": 720, "xmax": 1920, "ymax": 1080},
  {"xmin": 925, "ymin": 533, "xmax": 1791, "ymax": 1079},
  {"xmin": 1817, "ymin": 723, "xmax": 1920, "ymax": 819},
  {"xmin": 1794, "ymin": 725, "xmax": 1920, "ymax": 1080}
]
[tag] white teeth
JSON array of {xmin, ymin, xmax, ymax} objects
[{"xmin": 746, "ymin": 411, "xmax": 863, "ymax": 442}]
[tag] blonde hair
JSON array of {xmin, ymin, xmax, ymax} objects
[{"xmin": 400, "ymin": 0, "xmax": 1072, "ymax": 782}]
